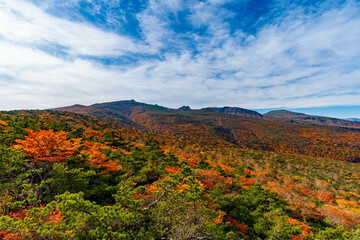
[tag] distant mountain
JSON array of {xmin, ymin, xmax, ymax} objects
[
  {"xmin": 203, "ymin": 107, "xmax": 263, "ymax": 119},
  {"xmin": 51, "ymin": 104, "xmax": 88, "ymax": 113},
  {"xmin": 264, "ymin": 110, "xmax": 360, "ymax": 130},
  {"xmin": 51, "ymin": 100, "xmax": 360, "ymax": 162},
  {"xmin": 52, "ymin": 100, "xmax": 263, "ymax": 125},
  {"xmin": 264, "ymin": 110, "xmax": 306, "ymax": 118},
  {"xmin": 346, "ymin": 118, "xmax": 360, "ymax": 122}
]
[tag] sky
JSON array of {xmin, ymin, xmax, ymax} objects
[{"xmin": 0, "ymin": 0, "xmax": 360, "ymax": 118}]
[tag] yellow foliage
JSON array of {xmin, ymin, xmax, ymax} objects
[
  {"xmin": 348, "ymin": 192, "xmax": 360, "ymax": 198},
  {"xmin": 336, "ymin": 199, "xmax": 360, "ymax": 208},
  {"xmin": 177, "ymin": 184, "xmax": 189, "ymax": 192},
  {"xmin": 0, "ymin": 189, "xmax": 18, "ymax": 214},
  {"xmin": 336, "ymin": 199, "xmax": 360, "ymax": 216}
]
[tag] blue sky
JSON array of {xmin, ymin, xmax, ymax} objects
[{"xmin": 0, "ymin": 0, "xmax": 360, "ymax": 118}]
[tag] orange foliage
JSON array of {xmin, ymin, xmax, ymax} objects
[
  {"xmin": 322, "ymin": 205, "xmax": 360, "ymax": 229},
  {"xmin": 266, "ymin": 177, "xmax": 297, "ymax": 199},
  {"xmin": 0, "ymin": 119, "xmax": 8, "ymax": 129},
  {"xmin": 121, "ymin": 149, "xmax": 131, "ymax": 155},
  {"xmin": 48, "ymin": 209, "xmax": 63, "ymax": 224},
  {"xmin": 132, "ymin": 190, "xmax": 152, "ymax": 202},
  {"xmin": 290, "ymin": 235, "xmax": 305, "ymax": 240},
  {"xmin": 289, "ymin": 198, "xmax": 324, "ymax": 221},
  {"xmin": 188, "ymin": 159, "xmax": 197, "ymax": 168},
  {"xmin": 159, "ymin": 146, "xmax": 171, "ymax": 155},
  {"xmin": 256, "ymin": 171, "xmax": 268, "ymax": 178},
  {"xmin": 244, "ymin": 169, "xmax": 255, "ymax": 175},
  {"xmin": 133, "ymin": 143, "xmax": 145, "ymax": 148},
  {"xmin": 178, "ymin": 152, "xmax": 200, "ymax": 167},
  {"xmin": 205, "ymin": 159, "xmax": 235, "ymax": 174},
  {"xmin": 213, "ymin": 210, "xmax": 226, "ymax": 224},
  {"xmin": 0, "ymin": 230, "xmax": 25, "ymax": 240},
  {"xmin": 0, "ymin": 208, "xmax": 63, "ymax": 240},
  {"xmin": 287, "ymin": 218, "xmax": 312, "ymax": 238},
  {"xmin": 147, "ymin": 181, "xmax": 160, "ymax": 194},
  {"xmin": 221, "ymin": 164, "xmax": 235, "ymax": 174},
  {"xmin": 239, "ymin": 175, "xmax": 256, "ymax": 189},
  {"xmin": 202, "ymin": 179, "xmax": 215, "ymax": 189},
  {"xmin": 299, "ymin": 188, "xmax": 310, "ymax": 196},
  {"xmin": 177, "ymin": 183, "xmax": 190, "ymax": 192},
  {"xmin": 84, "ymin": 128, "xmax": 103, "ymax": 139},
  {"xmin": 81, "ymin": 142, "xmax": 122, "ymax": 174},
  {"xmin": 15, "ymin": 129, "xmax": 81, "ymax": 163},
  {"xmin": 165, "ymin": 165, "xmax": 180, "ymax": 174},
  {"xmin": 314, "ymin": 190, "xmax": 335, "ymax": 204},
  {"xmin": 198, "ymin": 169, "xmax": 232, "ymax": 189}
]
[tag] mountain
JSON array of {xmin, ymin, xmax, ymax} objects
[
  {"xmin": 53, "ymin": 101, "xmax": 262, "ymax": 119},
  {"xmin": 2, "ymin": 105, "xmax": 360, "ymax": 238},
  {"xmin": 347, "ymin": 118, "xmax": 360, "ymax": 122},
  {"xmin": 51, "ymin": 100, "xmax": 360, "ymax": 162},
  {"xmin": 264, "ymin": 110, "xmax": 360, "ymax": 129},
  {"xmin": 203, "ymin": 106, "xmax": 263, "ymax": 118}
]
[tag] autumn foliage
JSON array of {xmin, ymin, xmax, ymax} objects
[
  {"xmin": 80, "ymin": 141, "xmax": 122, "ymax": 174},
  {"xmin": 287, "ymin": 218, "xmax": 312, "ymax": 238},
  {"xmin": 1, "ymin": 109, "xmax": 360, "ymax": 239},
  {"xmin": 15, "ymin": 129, "xmax": 81, "ymax": 163},
  {"xmin": 197, "ymin": 169, "xmax": 232, "ymax": 189},
  {"xmin": 226, "ymin": 216, "xmax": 248, "ymax": 236},
  {"xmin": 0, "ymin": 207, "xmax": 64, "ymax": 240}
]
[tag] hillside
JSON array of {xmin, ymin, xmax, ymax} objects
[
  {"xmin": 53, "ymin": 100, "xmax": 360, "ymax": 162},
  {"xmin": 1, "ymin": 109, "xmax": 360, "ymax": 239},
  {"xmin": 203, "ymin": 107, "xmax": 263, "ymax": 119},
  {"xmin": 264, "ymin": 110, "xmax": 360, "ymax": 130}
]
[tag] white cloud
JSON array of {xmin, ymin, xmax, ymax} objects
[
  {"xmin": 0, "ymin": 0, "xmax": 145, "ymax": 57},
  {"xmin": 0, "ymin": 0, "xmax": 360, "ymax": 111}
]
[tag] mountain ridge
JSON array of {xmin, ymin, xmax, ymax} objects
[
  {"xmin": 50, "ymin": 100, "xmax": 360, "ymax": 163},
  {"xmin": 264, "ymin": 109, "xmax": 360, "ymax": 129},
  {"xmin": 347, "ymin": 118, "xmax": 360, "ymax": 122}
]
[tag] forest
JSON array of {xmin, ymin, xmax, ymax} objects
[{"xmin": 1, "ymin": 109, "xmax": 360, "ymax": 239}]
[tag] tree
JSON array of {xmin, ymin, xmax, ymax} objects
[
  {"xmin": 80, "ymin": 142, "xmax": 122, "ymax": 174},
  {"xmin": 14, "ymin": 129, "xmax": 81, "ymax": 163}
]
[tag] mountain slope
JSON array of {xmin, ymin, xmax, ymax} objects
[
  {"xmin": 1, "ymin": 108, "xmax": 360, "ymax": 238},
  {"xmin": 203, "ymin": 107, "xmax": 263, "ymax": 118},
  {"xmin": 264, "ymin": 110, "xmax": 360, "ymax": 129},
  {"xmin": 51, "ymin": 100, "xmax": 360, "ymax": 163}
]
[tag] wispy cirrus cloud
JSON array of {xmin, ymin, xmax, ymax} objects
[
  {"xmin": 0, "ymin": 0, "xmax": 360, "ymax": 114},
  {"xmin": 0, "ymin": 0, "xmax": 145, "ymax": 57}
]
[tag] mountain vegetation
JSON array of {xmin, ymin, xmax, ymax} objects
[
  {"xmin": 1, "ymin": 101, "xmax": 360, "ymax": 239},
  {"xmin": 264, "ymin": 110, "xmax": 360, "ymax": 130},
  {"xmin": 203, "ymin": 107, "xmax": 263, "ymax": 119},
  {"xmin": 54, "ymin": 101, "xmax": 360, "ymax": 162}
]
